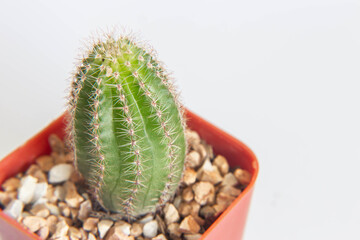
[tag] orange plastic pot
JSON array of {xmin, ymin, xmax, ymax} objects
[{"xmin": 0, "ymin": 110, "xmax": 258, "ymax": 240}]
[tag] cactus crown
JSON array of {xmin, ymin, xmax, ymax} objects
[{"xmin": 67, "ymin": 34, "xmax": 187, "ymax": 218}]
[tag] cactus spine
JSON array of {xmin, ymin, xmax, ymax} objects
[{"xmin": 67, "ymin": 35, "xmax": 186, "ymax": 218}]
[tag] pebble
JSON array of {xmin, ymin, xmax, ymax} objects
[
  {"xmin": 83, "ymin": 217, "xmax": 99, "ymax": 233},
  {"xmin": 219, "ymin": 185, "xmax": 241, "ymax": 197},
  {"xmin": 179, "ymin": 215, "xmax": 200, "ymax": 234},
  {"xmin": 69, "ymin": 226, "xmax": 82, "ymax": 239},
  {"xmin": 48, "ymin": 164, "xmax": 74, "ymax": 184},
  {"xmin": 1, "ymin": 177, "xmax": 20, "ymax": 192},
  {"xmin": 88, "ymin": 232, "xmax": 97, "ymax": 240},
  {"xmin": 164, "ymin": 203, "xmax": 180, "ymax": 225},
  {"xmin": 32, "ymin": 182, "xmax": 48, "ymax": 203},
  {"xmin": 0, "ymin": 190, "xmax": 15, "ymax": 206},
  {"xmin": 213, "ymin": 155, "xmax": 229, "ymax": 176},
  {"xmin": 197, "ymin": 160, "xmax": 223, "ymax": 185},
  {"xmin": 49, "ymin": 134, "xmax": 65, "ymax": 154},
  {"xmin": 183, "ymin": 233, "xmax": 202, "ymax": 240},
  {"xmin": 37, "ymin": 226, "xmax": 50, "ymax": 239},
  {"xmin": 46, "ymin": 215, "xmax": 58, "ymax": 234},
  {"xmin": 186, "ymin": 151, "xmax": 202, "ymax": 169},
  {"xmin": 143, "ymin": 220, "xmax": 158, "ymax": 238},
  {"xmin": 152, "ymin": 233, "xmax": 167, "ymax": 240},
  {"xmin": 167, "ymin": 223, "xmax": 181, "ymax": 238},
  {"xmin": 52, "ymin": 219, "xmax": 69, "ymax": 238},
  {"xmin": 64, "ymin": 181, "xmax": 84, "ymax": 208},
  {"xmin": 192, "ymin": 181, "xmax": 215, "ymax": 205},
  {"xmin": 234, "ymin": 168, "xmax": 252, "ymax": 185},
  {"xmin": 36, "ymin": 155, "xmax": 55, "ymax": 172},
  {"xmin": 138, "ymin": 213, "xmax": 153, "ymax": 224},
  {"xmin": 185, "ymin": 130, "xmax": 201, "ymax": 146},
  {"xmin": 199, "ymin": 205, "xmax": 216, "ymax": 219},
  {"xmin": 98, "ymin": 219, "xmax": 114, "ymax": 238},
  {"xmin": 78, "ymin": 199, "xmax": 92, "ymax": 222},
  {"xmin": 4, "ymin": 199, "xmax": 24, "ymax": 219},
  {"xmin": 182, "ymin": 168, "xmax": 197, "ymax": 186},
  {"xmin": 54, "ymin": 185, "xmax": 66, "ymax": 201},
  {"xmin": 30, "ymin": 203, "xmax": 50, "ymax": 218},
  {"xmin": 18, "ymin": 175, "xmax": 37, "ymax": 204},
  {"xmin": 114, "ymin": 221, "xmax": 131, "ymax": 236},
  {"xmin": 182, "ymin": 187, "xmax": 194, "ymax": 202},
  {"xmin": 22, "ymin": 216, "xmax": 47, "ymax": 232},
  {"xmin": 105, "ymin": 226, "xmax": 135, "ymax": 240},
  {"xmin": 221, "ymin": 173, "xmax": 238, "ymax": 187},
  {"xmin": 130, "ymin": 222, "xmax": 143, "ymax": 237},
  {"xmin": 45, "ymin": 203, "xmax": 60, "ymax": 216}
]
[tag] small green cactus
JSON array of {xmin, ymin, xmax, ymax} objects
[{"xmin": 67, "ymin": 34, "xmax": 187, "ymax": 218}]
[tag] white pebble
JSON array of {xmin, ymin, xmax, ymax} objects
[
  {"xmin": 98, "ymin": 219, "xmax": 113, "ymax": 238},
  {"xmin": 32, "ymin": 182, "xmax": 48, "ymax": 203},
  {"xmin": 4, "ymin": 199, "xmax": 24, "ymax": 219},
  {"xmin": 48, "ymin": 164, "xmax": 74, "ymax": 184},
  {"xmin": 18, "ymin": 175, "xmax": 37, "ymax": 204},
  {"xmin": 143, "ymin": 220, "xmax": 158, "ymax": 238}
]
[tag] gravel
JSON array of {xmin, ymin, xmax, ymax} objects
[{"xmin": 0, "ymin": 131, "xmax": 252, "ymax": 240}]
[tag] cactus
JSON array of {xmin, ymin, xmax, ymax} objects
[{"xmin": 67, "ymin": 34, "xmax": 187, "ymax": 218}]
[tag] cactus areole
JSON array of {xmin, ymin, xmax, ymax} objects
[{"xmin": 67, "ymin": 35, "xmax": 187, "ymax": 218}]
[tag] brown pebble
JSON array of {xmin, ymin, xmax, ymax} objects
[
  {"xmin": 98, "ymin": 219, "xmax": 114, "ymax": 238},
  {"xmin": 199, "ymin": 205, "xmax": 216, "ymax": 219},
  {"xmin": 88, "ymin": 232, "xmax": 97, "ymax": 240},
  {"xmin": 212, "ymin": 204, "xmax": 226, "ymax": 217},
  {"xmin": 234, "ymin": 168, "xmax": 252, "ymax": 185},
  {"xmin": 22, "ymin": 216, "xmax": 47, "ymax": 232},
  {"xmin": 221, "ymin": 173, "xmax": 238, "ymax": 187},
  {"xmin": 216, "ymin": 192, "xmax": 236, "ymax": 208},
  {"xmin": 69, "ymin": 226, "xmax": 82, "ymax": 239},
  {"xmin": 182, "ymin": 187, "xmax": 194, "ymax": 203},
  {"xmin": 105, "ymin": 225, "xmax": 135, "ymax": 240},
  {"xmin": 0, "ymin": 190, "xmax": 16, "ymax": 206},
  {"xmin": 78, "ymin": 199, "xmax": 92, "ymax": 222},
  {"xmin": 189, "ymin": 201, "xmax": 201, "ymax": 216},
  {"xmin": 186, "ymin": 130, "xmax": 201, "ymax": 147},
  {"xmin": 130, "ymin": 222, "xmax": 143, "ymax": 237},
  {"xmin": 52, "ymin": 220, "xmax": 69, "ymax": 238},
  {"xmin": 193, "ymin": 144, "xmax": 207, "ymax": 162},
  {"xmin": 192, "ymin": 181, "xmax": 215, "ymax": 206},
  {"xmin": 183, "ymin": 168, "xmax": 197, "ymax": 186},
  {"xmin": 186, "ymin": 151, "xmax": 202, "ymax": 169},
  {"xmin": 198, "ymin": 161, "xmax": 223, "ymax": 185},
  {"xmin": 167, "ymin": 223, "xmax": 181, "ymax": 238},
  {"xmin": 45, "ymin": 186, "xmax": 58, "ymax": 204},
  {"xmin": 46, "ymin": 215, "xmax": 58, "ymax": 234},
  {"xmin": 2, "ymin": 177, "xmax": 20, "ymax": 192},
  {"xmin": 49, "ymin": 134, "xmax": 65, "ymax": 154},
  {"xmin": 213, "ymin": 155, "xmax": 229, "ymax": 176},
  {"xmin": 219, "ymin": 185, "xmax": 241, "ymax": 197},
  {"xmin": 64, "ymin": 181, "xmax": 84, "ymax": 208},
  {"xmin": 37, "ymin": 226, "xmax": 49, "ymax": 239},
  {"xmin": 179, "ymin": 215, "xmax": 200, "ymax": 234},
  {"xmin": 164, "ymin": 203, "xmax": 180, "ymax": 225},
  {"xmin": 152, "ymin": 234, "xmax": 167, "ymax": 240},
  {"xmin": 58, "ymin": 202, "xmax": 71, "ymax": 217},
  {"xmin": 36, "ymin": 155, "xmax": 54, "ymax": 172},
  {"xmin": 183, "ymin": 233, "xmax": 202, "ymax": 240},
  {"xmin": 30, "ymin": 204, "xmax": 50, "ymax": 218},
  {"xmin": 83, "ymin": 217, "xmax": 99, "ymax": 233},
  {"xmin": 178, "ymin": 202, "xmax": 192, "ymax": 217}
]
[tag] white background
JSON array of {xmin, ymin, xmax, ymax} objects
[{"xmin": 0, "ymin": 0, "xmax": 359, "ymax": 239}]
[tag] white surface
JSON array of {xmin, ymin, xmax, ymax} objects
[{"xmin": 0, "ymin": 0, "xmax": 359, "ymax": 239}]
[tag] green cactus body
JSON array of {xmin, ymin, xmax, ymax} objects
[{"xmin": 68, "ymin": 36, "xmax": 186, "ymax": 218}]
